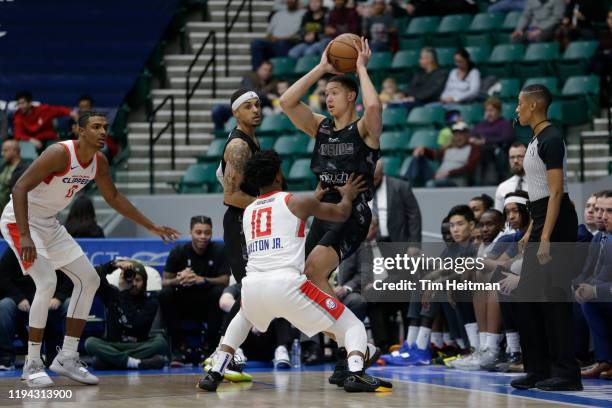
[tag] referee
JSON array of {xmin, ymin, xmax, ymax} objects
[{"xmin": 511, "ymin": 84, "xmax": 582, "ymax": 391}]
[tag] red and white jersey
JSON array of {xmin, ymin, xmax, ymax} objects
[
  {"xmin": 242, "ymin": 191, "xmax": 306, "ymax": 275},
  {"xmin": 7, "ymin": 140, "xmax": 99, "ymax": 219}
]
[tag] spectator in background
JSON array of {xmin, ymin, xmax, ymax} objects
[
  {"xmin": 488, "ymin": 0, "xmax": 526, "ymax": 12},
  {"xmin": 379, "ymin": 78, "xmax": 408, "ymax": 108},
  {"xmin": 405, "ymin": 48, "xmax": 449, "ymax": 110},
  {"xmin": 64, "ymin": 195, "xmax": 105, "ymax": 238},
  {"xmin": 84, "ymin": 259, "xmax": 168, "ymax": 370},
  {"xmin": 304, "ymin": 0, "xmax": 361, "ymax": 57},
  {"xmin": 439, "ymin": 49, "xmax": 481, "ymax": 106},
  {"xmin": 471, "ymin": 97, "xmax": 515, "ymax": 185},
  {"xmin": 250, "ymin": 0, "xmax": 305, "ymax": 71},
  {"xmin": 12, "ymin": 91, "xmax": 78, "ymax": 151},
  {"xmin": 270, "ymin": 80, "xmax": 290, "ymax": 114},
  {"xmin": 511, "ymin": 0, "xmax": 565, "ymax": 43},
  {"xmin": 403, "ymin": 0, "xmax": 478, "ymax": 16},
  {"xmin": 494, "ymin": 143, "xmax": 528, "ymax": 211},
  {"xmin": 413, "ymin": 121, "xmax": 481, "ymax": 187},
  {"xmin": 363, "ymin": 0, "xmax": 396, "ymax": 52},
  {"xmin": 0, "ymin": 248, "xmax": 71, "ymax": 368},
  {"xmin": 68, "ymin": 96, "xmax": 119, "ymax": 163},
  {"xmin": 555, "ymin": 0, "xmax": 603, "ymax": 51},
  {"xmin": 308, "ymin": 78, "xmax": 329, "ymax": 113},
  {"xmin": 160, "ymin": 216, "xmax": 229, "ymax": 366},
  {"xmin": 288, "ymin": 0, "xmax": 328, "ymax": 59},
  {"xmin": 578, "ymin": 194, "xmax": 598, "ymax": 242},
  {"xmin": 212, "ymin": 61, "xmax": 277, "ymax": 132},
  {"xmin": 0, "ymin": 140, "xmax": 28, "ymax": 212},
  {"xmin": 437, "ymin": 109, "xmax": 462, "ymax": 148},
  {"xmin": 593, "ymin": 191, "xmax": 609, "ymax": 236},
  {"xmin": 591, "ymin": 10, "xmax": 612, "ymax": 90},
  {"xmin": 469, "ymin": 194, "xmax": 495, "ymax": 222}
]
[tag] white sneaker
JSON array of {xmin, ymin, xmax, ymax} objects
[
  {"xmin": 50, "ymin": 351, "xmax": 99, "ymax": 385},
  {"xmin": 235, "ymin": 348, "xmax": 247, "ymax": 364},
  {"xmin": 478, "ymin": 348, "xmax": 499, "ymax": 368},
  {"xmin": 21, "ymin": 358, "xmax": 54, "ymax": 388},
  {"xmin": 453, "ymin": 349, "xmax": 485, "ymax": 371},
  {"xmin": 273, "ymin": 346, "xmax": 291, "ymax": 369}
]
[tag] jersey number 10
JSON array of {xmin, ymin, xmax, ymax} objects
[{"xmin": 251, "ymin": 207, "xmax": 272, "ymax": 239}]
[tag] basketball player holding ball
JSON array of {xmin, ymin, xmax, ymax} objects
[{"xmin": 279, "ymin": 35, "xmax": 382, "ymax": 385}]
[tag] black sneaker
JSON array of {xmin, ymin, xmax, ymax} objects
[
  {"xmin": 328, "ymin": 346, "xmax": 381, "ymax": 387},
  {"xmin": 139, "ymin": 355, "xmax": 166, "ymax": 370},
  {"xmin": 343, "ymin": 373, "xmax": 393, "ymax": 393},
  {"xmin": 510, "ymin": 373, "xmax": 547, "ymax": 390},
  {"xmin": 197, "ymin": 371, "xmax": 223, "ymax": 392},
  {"xmin": 535, "ymin": 377, "xmax": 583, "ymax": 392}
]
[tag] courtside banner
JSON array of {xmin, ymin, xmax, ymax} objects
[{"xmin": 352, "ymin": 242, "xmax": 599, "ymax": 303}]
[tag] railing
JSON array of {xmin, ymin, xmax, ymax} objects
[
  {"xmin": 185, "ymin": 30, "xmax": 217, "ymax": 146},
  {"xmin": 225, "ymin": 0, "xmax": 252, "ymax": 77},
  {"xmin": 148, "ymin": 95, "xmax": 175, "ymax": 195}
]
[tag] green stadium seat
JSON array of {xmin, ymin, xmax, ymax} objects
[
  {"xmin": 408, "ymin": 129, "xmax": 439, "ymax": 149},
  {"xmin": 548, "ymin": 100, "xmax": 563, "ymax": 126},
  {"xmin": 197, "ymin": 138, "xmax": 225, "ymax": 162},
  {"xmin": 259, "ymin": 136, "xmax": 276, "ymax": 150},
  {"xmin": 516, "ymin": 42, "xmax": 559, "ymax": 80},
  {"xmin": 391, "ymin": 49, "xmax": 420, "ymax": 73},
  {"xmin": 259, "ymin": 114, "xmax": 294, "ymax": 136},
  {"xmin": 273, "ymin": 134, "xmax": 310, "ymax": 158},
  {"xmin": 406, "ymin": 106, "xmax": 445, "ymax": 129},
  {"xmin": 287, "ymin": 158, "xmax": 317, "ymax": 190},
  {"xmin": 561, "ymin": 75, "xmax": 600, "ymax": 97},
  {"xmin": 399, "ymin": 156, "xmax": 413, "ymax": 178},
  {"xmin": 18, "ymin": 141, "xmax": 38, "ymax": 162},
  {"xmin": 455, "ymin": 104, "xmax": 484, "ymax": 125},
  {"xmin": 380, "ymin": 156, "xmax": 402, "ymax": 177},
  {"xmin": 281, "ymin": 157, "xmax": 293, "ymax": 177},
  {"xmin": 501, "ymin": 103, "xmax": 517, "ymax": 122},
  {"xmin": 556, "ymin": 41, "xmax": 599, "ymax": 81},
  {"xmin": 270, "ymin": 57, "xmax": 296, "ymax": 78},
  {"xmin": 435, "ymin": 47, "xmax": 456, "ymax": 68},
  {"xmin": 293, "ymin": 55, "xmax": 319, "ymax": 76},
  {"xmin": 493, "ymin": 11, "xmax": 521, "ymax": 43},
  {"xmin": 307, "ymin": 137, "xmax": 316, "ymax": 153},
  {"xmin": 467, "ymin": 12, "xmax": 506, "ymax": 32},
  {"xmin": 523, "ymin": 77, "xmax": 559, "ymax": 95},
  {"xmin": 462, "ymin": 33, "xmax": 492, "ymax": 48},
  {"xmin": 178, "ymin": 163, "xmax": 217, "ymax": 194},
  {"xmin": 402, "ymin": 16, "xmax": 440, "ymax": 49},
  {"xmin": 368, "ymin": 52, "xmax": 392, "ymax": 85},
  {"xmin": 380, "ymin": 131, "xmax": 411, "ymax": 155},
  {"xmin": 484, "ymin": 44, "xmax": 525, "ymax": 78},
  {"xmin": 382, "ymin": 108, "xmax": 408, "ymax": 130},
  {"xmin": 560, "ymin": 75, "xmax": 600, "ymax": 124},
  {"xmin": 464, "ymin": 46, "xmax": 491, "ymax": 64},
  {"xmin": 493, "ymin": 78, "xmax": 521, "ymax": 102},
  {"xmin": 430, "ymin": 14, "xmax": 473, "ymax": 47},
  {"xmin": 394, "ymin": 17, "xmax": 410, "ymax": 33},
  {"xmin": 224, "ymin": 117, "xmax": 237, "ymax": 132}
]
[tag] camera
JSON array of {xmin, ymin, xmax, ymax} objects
[{"xmin": 123, "ymin": 268, "xmax": 135, "ymax": 283}]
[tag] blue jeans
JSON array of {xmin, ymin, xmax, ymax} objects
[
  {"xmin": 288, "ymin": 37, "xmax": 332, "ymax": 59},
  {"xmin": 488, "ymin": 0, "xmax": 525, "ymax": 12},
  {"xmin": 581, "ymin": 301, "xmax": 612, "ymax": 363},
  {"xmin": 250, "ymin": 39, "xmax": 296, "ymax": 71},
  {"xmin": 212, "ymin": 104, "xmax": 232, "ymax": 132}
]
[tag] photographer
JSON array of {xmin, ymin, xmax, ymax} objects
[{"xmin": 84, "ymin": 259, "xmax": 168, "ymax": 370}]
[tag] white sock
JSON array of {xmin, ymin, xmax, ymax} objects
[
  {"xmin": 347, "ymin": 354, "xmax": 364, "ymax": 373},
  {"xmin": 430, "ymin": 332, "xmax": 444, "ymax": 348},
  {"xmin": 406, "ymin": 325, "xmax": 419, "ymax": 347},
  {"xmin": 479, "ymin": 332, "xmax": 488, "ymax": 351},
  {"xmin": 62, "ymin": 336, "xmax": 79, "ymax": 354},
  {"xmin": 415, "ymin": 327, "xmax": 431, "ymax": 350},
  {"xmin": 127, "ymin": 357, "xmax": 141, "ymax": 369},
  {"xmin": 464, "ymin": 323, "xmax": 479, "ymax": 350},
  {"xmin": 442, "ymin": 332, "xmax": 454, "ymax": 347},
  {"xmin": 506, "ymin": 332, "xmax": 521, "ymax": 353},
  {"xmin": 212, "ymin": 350, "xmax": 232, "ymax": 374},
  {"xmin": 456, "ymin": 338, "xmax": 466, "ymax": 349},
  {"xmin": 28, "ymin": 341, "xmax": 42, "ymax": 360},
  {"xmin": 487, "ymin": 333, "xmax": 502, "ymax": 352}
]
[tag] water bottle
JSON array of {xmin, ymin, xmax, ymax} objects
[{"xmin": 291, "ymin": 339, "xmax": 301, "ymax": 368}]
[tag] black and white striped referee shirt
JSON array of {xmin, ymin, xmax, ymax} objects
[{"xmin": 523, "ymin": 126, "xmax": 568, "ymax": 202}]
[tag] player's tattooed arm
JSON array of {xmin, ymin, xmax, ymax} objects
[{"xmin": 223, "ymin": 139, "xmax": 256, "ymax": 209}]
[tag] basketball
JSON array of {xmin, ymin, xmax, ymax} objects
[{"xmin": 327, "ymin": 33, "xmax": 361, "ymax": 73}]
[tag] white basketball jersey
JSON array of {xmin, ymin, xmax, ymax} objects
[
  {"xmin": 242, "ymin": 191, "xmax": 306, "ymax": 275},
  {"xmin": 26, "ymin": 140, "xmax": 98, "ymax": 218}
]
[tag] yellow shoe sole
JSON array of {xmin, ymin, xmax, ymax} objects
[{"xmin": 204, "ymin": 365, "xmax": 253, "ymax": 383}]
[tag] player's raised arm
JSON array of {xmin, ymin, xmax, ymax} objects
[
  {"xmin": 11, "ymin": 145, "xmax": 69, "ymax": 263},
  {"xmin": 354, "ymin": 38, "xmax": 382, "ymax": 146},
  {"xmin": 94, "ymin": 153, "xmax": 179, "ymax": 242},
  {"xmin": 222, "ymin": 139, "xmax": 257, "ymax": 209},
  {"xmin": 288, "ymin": 174, "xmax": 367, "ymax": 222},
  {"xmin": 279, "ymin": 43, "xmax": 337, "ymax": 137}
]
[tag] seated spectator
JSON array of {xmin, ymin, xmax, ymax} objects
[
  {"xmin": 494, "ymin": 142, "xmax": 528, "ymax": 211},
  {"xmin": 578, "ymin": 193, "xmax": 598, "ymax": 242},
  {"xmin": 12, "ymin": 91, "xmax": 78, "ymax": 152},
  {"xmin": 403, "ymin": 0, "xmax": 478, "ymax": 16},
  {"xmin": 270, "ymin": 80, "xmax": 290, "ymax": 114},
  {"xmin": 84, "ymin": 259, "xmax": 168, "ymax": 370},
  {"xmin": 488, "ymin": 0, "xmax": 526, "ymax": 12},
  {"xmin": 0, "ymin": 140, "xmax": 28, "ymax": 212},
  {"xmin": 64, "ymin": 195, "xmax": 105, "ymax": 238},
  {"xmin": 471, "ymin": 97, "xmax": 515, "ymax": 185},
  {"xmin": 250, "ymin": 0, "xmax": 306, "ymax": 71},
  {"xmin": 591, "ymin": 10, "xmax": 612, "ymax": 88},
  {"xmin": 303, "ymin": 0, "xmax": 362, "ymax": 58},
  {"xmin": 437, "ymin": 109, "xmax": 462, "ymax": 148},
  {"xmin": 413, "ymin": 121, "xmax": 481, "ymax": 187},
  {"xmin": 160, "ymin": 216, "xmax": 229, "ymax": 366},
  {"xmin": 438, "ymin": 49, "xmax": 481, "ymax": 106},
  {"xmin": 308, "ymin": 79, "xmax": 329, "ymax": 113},
  {"xmin": 379, "ymin": 78, "xmax": 408, "ymax": 108},
  {"xmin": 0, "ymin": 248, "xmax": 71, "ymax": 369},
  {"xmin": 555, "ymin": 0, "xmax": 603, "ymax": 51},
  {"xmin": 574, "ymin": 191, "xmax": 612, "ymax": 380},
  {"xmin": 593, "ymin": 191, "xmax": 609, "ymax": 236},
  {"xmin": 405, "ymin": 48, "xmax": 448, "ymax": 110},
  {"xmin": 511, "ymin": 0, "xmax": 565, "ymax": 43},
  {"xmin": 288, "ymin": 0, "xmax": 328, "ymax": 59},
  {"xmin": 212, "ymin": 61, "xmax": 277, "ymax": 132},
  {"xmin": 469, "ymin": 194, "xmax": 495, "ymax": 222},
  {"xmin": 363, "ymin": 0, "xmax": 396, "ymax": 52}
]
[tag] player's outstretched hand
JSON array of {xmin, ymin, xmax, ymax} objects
[
  {"xmin": 318, "ymin": 41, "xmax": 341, "ymax": 75},
  {"xmin": 337, "ymin": 174, "xmax": 367, "ymax": 201},
  {"xmin": 149, "ymin": 226, "xmax": 181, "ymax": 243},
  {"xmin": 353, "ymin": 37, "xmax": 371, "ymax": 70}
]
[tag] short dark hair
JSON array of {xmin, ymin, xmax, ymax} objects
[
  {"xmin": 244, "ymin": 150, "xmax": 282, "ymax": 191},
  {"xmin": 15, "ymin": 90, "xmax": 32, "ymax": 102},
  {"xmin": 481, "ymin": 208, "xmax": 504, "ymax": 224},
  {"xmin": 597, "ymin": 190, "xmax": 612, "ymax": 199},
  {"xmin": 190, "ymin": 215, "xmax": 212, "ymax": 229},
  {"xmin": 77, "ymin": 111, "xmax": 107, "ymax": 127},
  {"xmin": 448, "ymin": 204, "xmax": 475, "ymax": 223},
  {"xmin": 77, "ymin": 94, "xmax": 94, "ymax": 105},
  {"xmin": 521, "ymin": 84, "xmax": 553, "ymax": 110},
  {"xmin": 328, "ymin": 75, "xmax": 359, "ymax": 98},
  {"xmin": 470, "ymin": 194, "xmax": 494, "ymax": 211},
  {"xmin": 258, "ymin": 60, "xmax": 272, "ymax": 69},
  {"xmin": 510, "ymin": 141, "xmax": 525, "ymax": 149},
  {"xmin": 455, "ymin": 48, "xmax": 474, "ymax": 72}
]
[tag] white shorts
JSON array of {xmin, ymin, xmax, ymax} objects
[
  {"xmin": 240, "ymin": 271, "xmax": 346, "ymax": 338},
  {"xmin": 1, "ymin": 205, "xmax": 84, "ymax": 274}
]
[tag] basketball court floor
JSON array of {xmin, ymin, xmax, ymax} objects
[{"xmin": 1, "ymin": 364, "xmax": 611, "ymax": 407}]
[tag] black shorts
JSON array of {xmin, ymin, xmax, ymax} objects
[
  {"xmin": 223, "ymin": 206, "xmax": 248, "ymax": 283},
  {"xmin": 305, "ymin": 194, "xmax": 371, "ymax": 263}
]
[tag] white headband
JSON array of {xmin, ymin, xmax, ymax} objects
[
  {"xmin": 231, "ymin": 91, "xmax": 259, "ymax": 111},
  {"xmin": 504, "ymin": 196, "xmax": 528, "ymax": 207}
]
